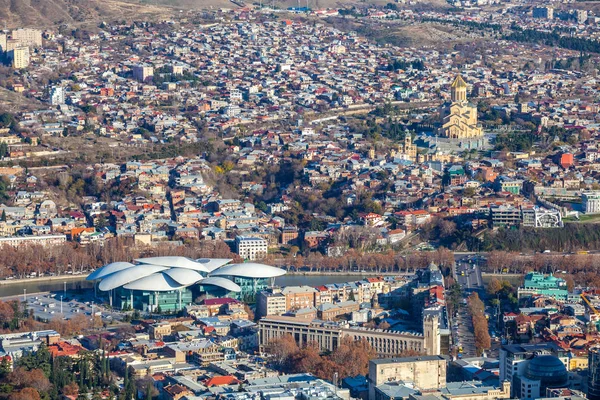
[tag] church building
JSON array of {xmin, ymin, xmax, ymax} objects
[{"xmin": 440, "ymin": 75, "xmax": 483, "ymax": 139}]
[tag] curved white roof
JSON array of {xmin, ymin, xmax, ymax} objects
[
  {"xmin": 98, "ymin": 265, "xmax": 168, "ymax": 291},
  {"xmin": 199, "ymin": 277, "xmax": 242, "ymax": 292},
  {"xmin": 210, "ymin": 263, "xmax": 286, "ymax": 278},
  {"xmin": 134, "ymin": 256, "xmax": 209, "ymax": 272},
  {"xmin": 163, "ymin": 268, "xmax": 204, "ymax": 286},
  {"xmin": 196, "ymin": 258, "xmax": 232, "ymax": 272},
  {"xmin": 92, "ymin": 258, "xmax": 285, "ymax": 293},
  {"xmin": 123, "ymin": 273, "xmax": 182, "ymax": 291},
  {"xmin": 87, "ymin": 262, "xmax": 135, "ymax": 281}
]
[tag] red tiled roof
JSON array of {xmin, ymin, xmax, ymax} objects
[
  {"xmin": 204, "ymin": 298, "xmax": 238, "ymax": 306},
  {"xmin": 204, "ymin": 376, "xmax": 240, "ymax": 387}
]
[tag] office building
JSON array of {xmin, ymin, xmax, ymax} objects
[
  {"xmin": 235, "ymin": 236, "xmax": 268, "ymax": 261},
  {"xmin": 258, "ymin": 314, "xmax": 440, "ymax": 358},
  {"xmin": 499, "ymin": 343, "xmax": 569, "ymax": 397},
  {"xmin": 0, "ymin": 34, "xmax": 6, "ymax": 53},
  {"xmin": 583, "ymin": 192, "xmax": 600, "ymax": 214}
]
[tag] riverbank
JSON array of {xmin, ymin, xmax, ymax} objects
[{"xmin": 0, "ymin": 274, "xmax": 89, "ymax": 286}]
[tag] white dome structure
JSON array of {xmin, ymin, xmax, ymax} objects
[{"xmin": 87, "ymin": 257, "xmax": 285, "ymax": 312}]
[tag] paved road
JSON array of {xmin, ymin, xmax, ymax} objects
[
  {"xmin": 450, "ymin": 258, "xmax": 483, "ymax": 358},
  {"xmin": 455, "ymin": 257, "xmax": 484, "ymax": 291}
]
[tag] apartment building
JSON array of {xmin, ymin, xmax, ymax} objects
[{"xmin": 235, "ymin": 236, "xmax": 268, "ymax": 261}]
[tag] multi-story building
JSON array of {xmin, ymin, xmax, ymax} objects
[
  {"xmin": 583, "ymin": 192, "xmax": 600, "ymax": 214},
  {"xmin": 132, "ymin": 64, "xmax": 154, "ymax": 82},
  {"xmin": 368, "ymin": 356, "xmax": 447, "ymax": 399},
  {"xmin": 0, "ymin": 234, "xmax": 66, "ymax": 248},
  {"xmin": 495, "ymin": 177, "xmax": 523, "ymax": 195},
  {"xmin": 256, "ymin": 290, "xmax": 286, "ymax": 318},
  {"xmin": 317, "ymin": 300, "xmax": 360, "ymax": 320},
  {"xmin": 9, "ymin": 47, "xmax": 29, "ymax": 69},
  {"xmin": 490, "ymin": 205, "xmax": 522, "ymax": 227},
  {"xmin": 533, "ymin": 7, "xmax": 553, "ymax": 19},
  {"xmin": 589, "ymin": 347, "xmax": 600, "ymax": 400},
  {"xmin": 258, "ymin": 314, "xmax": 440, "ymax": 358},
  {"xmin": 11, "ymin": 29, "xmax": 42, "ymax": 47},
  {"xmin": 235, "ymin": 236, "xmax": 268, "ymax": 261},
  {"xmin": 499, "ymin": 343, "xmax": 569, "ymax": 398},
  {"xmin": 575, "ymin": 9, "xmax": 588, "ymax": 23},
  {"xmin": 281, "ymin": 286, "xmax": 319, "ymax": 311},
  {"xmin": 50, "ymin": 87, "xmax": 65, "ymax": 106}
]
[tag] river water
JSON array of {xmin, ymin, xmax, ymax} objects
[{"xmin": 0, "ymin": 274, "xmax": 371, "ymax": 298}]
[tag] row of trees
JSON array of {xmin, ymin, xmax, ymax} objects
[
  {"xmin": 468, "ymin": 225, "xmax": 600, "ymax": 253},
  {"xmin": 466, "ymin": 293, "xmax": 491, "ymax": 355},
  {"xmin": 268, "ymin": 247, "xmax": 456, "ymax": 273},
  {"xmin": 0, "ymin": 238, "xmax": 239, "ymax": 279},
  {"xmin": 485, "ymin": 250, "xmax": 600, "ymax": 287},
  {"xmin": 0, "ymin": 237, "xmax": 458, "ymax": 280},
  {"xmin": 505, "ymin": 27, "xmax": 600, "ymax": 54},
  {"xmin": 265, "ymin": 335, "xmax": 380, "ymax": 381}
]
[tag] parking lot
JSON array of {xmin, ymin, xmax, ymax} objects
[{"xmin": 2, "ymin": 290, "xmax": 125, "ymax": 324}]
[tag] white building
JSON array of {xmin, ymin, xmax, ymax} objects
[
  {"xmin": 50, "ymin": 87, "xmax": 65, "ymax": 105},
  {"xmin": 132, "ymin": 64, "xmax": 154, "ymax": 82},
  {"xmin": 0, "ymin": 234, "xmax": 67, "ymax": 248},
  {"xmin": 235, "ymin": 236, "xmax": 268, "ymax": 261},
  {"xmin": 583, "ymin": 192, "xmax": 600, "ymax": 214}
]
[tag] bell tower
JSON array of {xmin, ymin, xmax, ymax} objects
[
  {"xmin": 451, "ymin": 74, "xmax": 467, "ymax": 102},
  {"xmin": 423, "ymin": 314, "xmax": 440, "ymax": 356}
]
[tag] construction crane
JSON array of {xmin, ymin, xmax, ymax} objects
[{"xmin": 581, "ymin": 292, "xmax": 600, "ymax": 331}]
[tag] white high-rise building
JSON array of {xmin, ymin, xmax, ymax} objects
[{"xmin": 50, "ymin": 87, "xmax": 65, "ymax": 105}]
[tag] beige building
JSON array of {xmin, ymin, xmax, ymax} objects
[
  {"xmin": 133, "ymin": 64, "xmax": 154, "ymax": 82},
  {"xmin": 401, "ymin": 134, "xmax": 417, "ymax": 160},
  {"xmin": 257, "ymin": 290, "xmax": 287, "ymax": 318},
  {"xmin": 282, "ymin": 286, "xmax": 319, "ymax": 310},
  {"xmin": 11, "ymin": 29, "xmax": 43, "ymax": 47},
  {"xmin": 440, "ymin": 75, "xmax": 483, "ymax": 139},
  {"xmin": 369, "ymin": 355, "xmax": 447, "ymax": 399},
  {"xmin": 10, "ymin": 47, "xmax": 29, "ymax": 69},
  {"xmin": 258, "ymin": 314, "xmax": 440, "ymax": 357},
  {"xmin": 149, "ymin": 322, "xmax": 171, "ymax": 340}
]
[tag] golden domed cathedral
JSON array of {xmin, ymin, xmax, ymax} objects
[{"xmin": 440, "ymin": 75, "xmax": 483, "ymax": 139}]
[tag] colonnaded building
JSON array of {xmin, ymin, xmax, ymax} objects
[
  {"xmin": 440, "ymin": 74, "xmax": 484, "ymax": 139},
  {"xmin": 86, "ymin": 257, "xmax": 285, "ymax": 312},
  {"xmin": 258, "ymin": 313, "xmax": 440, "ymax": 357}
]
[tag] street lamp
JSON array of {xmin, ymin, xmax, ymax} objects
[
  {"xmin": 23, "ymin": 289, "xmax": 26, "ymax": 302},
  {"xmin": 64, "ymin": 281, "xmax": 66, "ymax": 296},
  {"xmin": 60, "ymin": 295, "xmax": 63, "ymax": 315}
]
